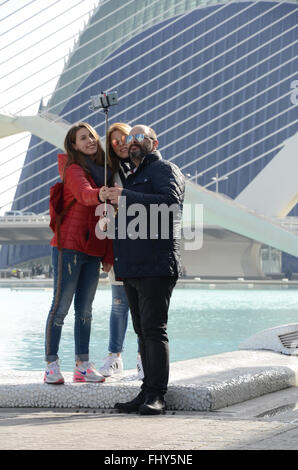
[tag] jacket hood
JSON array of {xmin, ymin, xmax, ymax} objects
[{"xmin": 57, "ymin": 153, "xmax": 68, "ymax": 179}]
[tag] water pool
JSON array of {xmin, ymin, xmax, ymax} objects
[{"xmin": 1, "ymin": 284, "xmax": 298, "ymax": 372}]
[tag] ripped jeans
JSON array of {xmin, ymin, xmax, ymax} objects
[
  {"xmin": 45, "ymin": 248, "xmax": 101, "ymax": 363},
  {"xmin": 108, "ymin": 284, "xmax": 130, "ymax": 353}
]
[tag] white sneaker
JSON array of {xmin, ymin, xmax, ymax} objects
[
  {"xmin": 137, "ymin": 354, "xmax": 144, "ymax": 380},
  {"xmin": 73, "ymin": 361, "xmax": 105, "ymax": 383},
  {"xmin": 44, "ymin": 360, "xmax": 64, "ymax": 384},
  {"xmin": 99, "ymin": 353, "xmax": 123, "ymax": 377}
]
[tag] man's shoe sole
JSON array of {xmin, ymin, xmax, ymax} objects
[
  {"xmin": 138, "ymin": 404, "xmax": 166, "ymax": 415},
  {"xmin": 114, "ymin": 404, "xmax": 140, "ymax": 413}
]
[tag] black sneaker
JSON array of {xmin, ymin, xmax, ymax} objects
[
  {"xmin": 114, "ymin": 391, "xmax": 146, "ymax": 413},
  {"xmin": 139, "ymin": 394, "xmax": 166, "ymax": 415}
]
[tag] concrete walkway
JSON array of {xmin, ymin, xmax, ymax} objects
[
  {"xmin": 2, "ymin": 389, "xmax": 298, "ymax": 451},
  {"xmin": 1, "ymin": 350, "xmax": 298, "ymax": 450},
  {"xmin": 1, "ymin": 350, "xmax": 298, "ymax": 411}
]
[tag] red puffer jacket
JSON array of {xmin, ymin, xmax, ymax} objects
[{"xmin": 50, "ymin": 154, "xmax": 114, "ymax": 264}]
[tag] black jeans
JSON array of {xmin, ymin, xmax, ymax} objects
[{"xmin": 123, "ymin": 276, "xmax": 177, "ymax": 397}]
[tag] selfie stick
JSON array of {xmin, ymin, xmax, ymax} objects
[
  {"xmin": 89, "ymin": 91, "xmax": 119, "ymax": 228},
  {"xmin": 104, "ymin": 107, "xmax": 109, "ymax": 188}
]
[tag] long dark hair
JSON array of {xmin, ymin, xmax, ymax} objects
[
  {"xmin": 63, "ymin": 122, "xmax": 107, "ymax": 180},
  {"xmin": 107, "ymin": 122, "xmax": 132, "ymax": 173}
]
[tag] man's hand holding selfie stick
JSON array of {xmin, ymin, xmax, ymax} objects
[{"xmin": 99, "ymin": 183, "xmax": 123, "ymax": 205}]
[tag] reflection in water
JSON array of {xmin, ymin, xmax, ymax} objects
[{"xmin": 1, "ymin": 285, "xmax": 298, "ymax": 371}]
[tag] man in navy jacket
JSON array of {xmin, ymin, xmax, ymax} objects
[{"xmin": 106, "ymin": 125, "xmax": 185, "ymax": 415}]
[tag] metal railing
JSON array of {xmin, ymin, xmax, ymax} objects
[{"xmin": 0, "ymin": 215, "xmax": 50, "ymax": 223}]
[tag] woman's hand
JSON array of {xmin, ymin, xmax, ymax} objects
[
  {"xmin": 102, "ymin": 262, "xmax": 113, "ymax": 273},
  {"xmin": 106, "ymin": 183, "xmax": 123, "ymax": 205},
  {"xmin": 99, "ymin": 186, "xmax": 109, "ymax": 202}
]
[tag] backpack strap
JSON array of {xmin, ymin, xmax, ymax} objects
[{"xmin": 56, "ymin": 198, "xmax": 76, "ymax": 251}]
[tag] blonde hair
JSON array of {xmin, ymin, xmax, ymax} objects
[{"xmin": 108, "ymin": 122, "xmax": 132, "ymax": 173}]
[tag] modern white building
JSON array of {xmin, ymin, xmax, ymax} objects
[{"xmin": 0, "ymin": 0, "xmax": 297, "ymax": 277}]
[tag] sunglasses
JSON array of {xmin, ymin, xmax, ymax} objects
[
  {"xmin": 111, "ymin": 135, "xmax": 126, "ymax": 147},
  {"xmin": 124, "ymin": 134, "xmax": 154, "ymax": 144}
]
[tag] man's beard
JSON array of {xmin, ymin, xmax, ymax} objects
[{"xmin": 128, "ymin": 144, "xmax": 146, "ymax": 163}]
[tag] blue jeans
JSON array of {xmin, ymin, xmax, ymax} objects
[
  {"xmin": 45, "ymin": 248, "xmax": 101, "ymax": 363},
  {"xmin": 109, "ymin": 284, "xmax": 130, "ymax": 353}
]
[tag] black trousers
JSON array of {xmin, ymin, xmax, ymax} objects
[{"xmin": 123, "ymin": 276, "xmax": 177, "ymax": 397}]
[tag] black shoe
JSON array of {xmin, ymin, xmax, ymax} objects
[
  {"xmin": 139, "ymin": 394, "xmax": 166, "ymax": 415},
  {"xmin": 114, "ymin": 391, "xmax": 146, "ymax": 413}
]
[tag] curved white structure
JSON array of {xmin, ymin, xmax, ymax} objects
[
  {"xmin": 0, "ymin": 112, "xmax": 69, "ymax": 150},
  {"xmin": 236, "ymin": 131, "xmax": 298, "ymax": 217},
  {"xmin": 239, "ymin": 323, "xmax": 298, "ymax": 356}
]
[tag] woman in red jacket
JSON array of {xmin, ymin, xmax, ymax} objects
[{"xmin": 44, "ymin": 122, "xmax": 114, "ymax": 384}]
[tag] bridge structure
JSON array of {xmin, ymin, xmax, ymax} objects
[{"xmin": 0, "ymin": 0, "xmax": 297, "ymax": 277}]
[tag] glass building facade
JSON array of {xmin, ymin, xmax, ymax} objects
[{"xmin": 1, "ymin": 0, "xmax": 297, "ymax": 268}]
